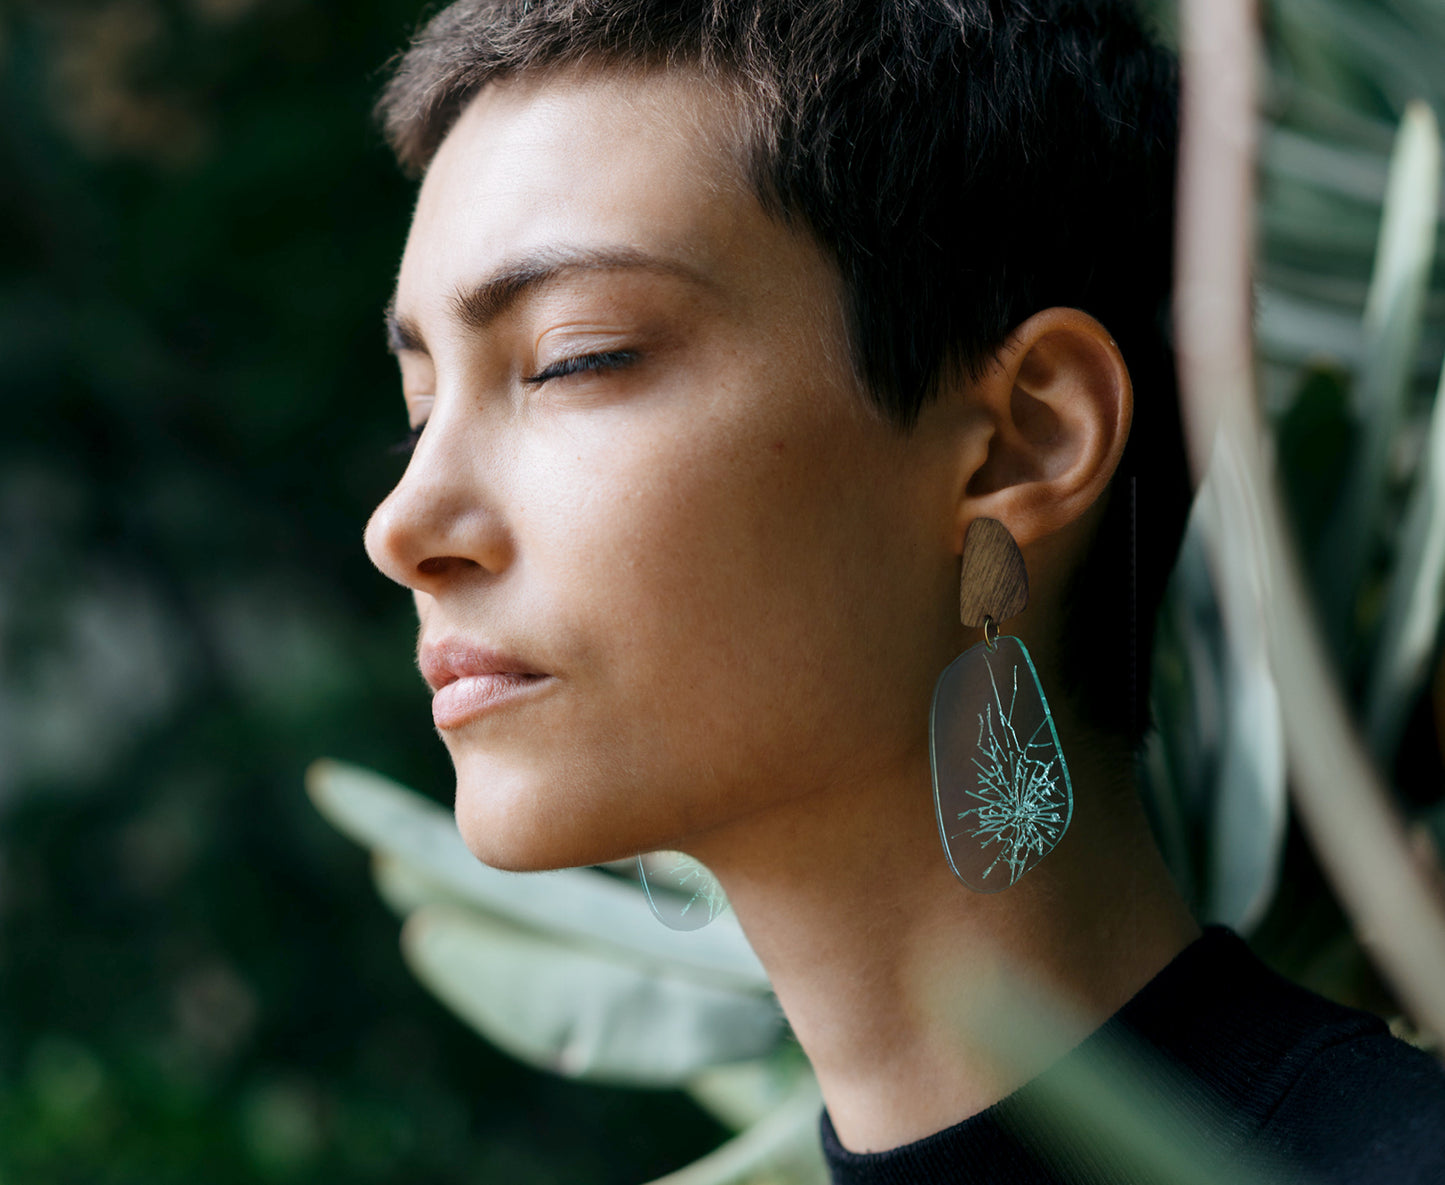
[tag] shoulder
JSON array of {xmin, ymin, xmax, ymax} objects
[
  {"xmin": 1253, "ymin": 1025, "xmax": 1445, "ymax": 1185},
  {"xmin": 1109, "ymin": 926, "xmax": 1445, "ymax": 1184}
]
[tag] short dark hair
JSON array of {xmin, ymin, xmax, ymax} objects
[{"xmin": 376, "ymin": 0, "xmax": 1191, "ymax": 749}]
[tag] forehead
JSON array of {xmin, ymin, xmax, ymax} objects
[{"xmin": 396, "ymin": 67, "xmax": 765, "ymax": 315}]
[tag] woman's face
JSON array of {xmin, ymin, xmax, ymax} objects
[{"xmin": 365, "ymin": 69, "xmax": 967, "ymax": 871}]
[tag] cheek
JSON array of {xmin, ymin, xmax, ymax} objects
[{"xmin": 515, "ymin": 387, "xmax": 940, "ymax": 830}]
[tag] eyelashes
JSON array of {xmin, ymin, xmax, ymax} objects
[
  {"xmin": 522, "ymin": 349, "xmax": 638, "ymax": 385},
  {"xmin": 389, "ymin": 350, "xmax": 639, "ymax": 458}
]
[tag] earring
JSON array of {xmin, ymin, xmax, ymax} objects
[
  {"xmin": 930, "ymin": 518, "xmax": 1073, "ymax": 892},
  {"xmin": 637, "ymin": 851, "xmax": 728, "ymax": 930}
]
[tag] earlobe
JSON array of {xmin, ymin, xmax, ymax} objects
[{"xmin": 959, "ymin": 307, "xmax": 1133, "ymax": 547}]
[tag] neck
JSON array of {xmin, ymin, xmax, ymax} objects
[{"xmin": 690, "ymin": 707, "xmax": 1200, "ymax": 1154}]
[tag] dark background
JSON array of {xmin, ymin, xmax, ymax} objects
[
  {"xmin": 0, "ymin": 1, "xmax": 726, "ymax": 1180},
  {"xmin": 5, "ymin": 0, "xmax": 1445, "ymax": 1181}
]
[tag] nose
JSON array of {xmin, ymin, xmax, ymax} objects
[{"xmin": 363, "ymin": 429, "xmax": 513, "ymax": 596}]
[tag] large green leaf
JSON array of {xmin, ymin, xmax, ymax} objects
[
  {"xmin": 961, "ymin": 962, "xmax": 1285, "ymax": 1185},
  {"xmin": 400, "ymin": 905, "xmax": 785, "ymax": 1086},
  {"xmin": 1315, "ymin": 101, "xmax": 1442, "ymax": 661},
  {"xmin": 1256, "ymin": 288, "xmax": 1365, "ymax": 370},
  {"xmin": 685, "ymin": 1054, "xmax": 815, "ymax": 1133},
  {"xmin": 1265, "ymin": 66, "xmax": 1399, "ymax": 153},
  {"xmin": 1264, "ymin": 126, "xmax": 1389, "ymax": 206},
  {"xmin": 1380, "ymin": 0, "xmax": 1445, "ymax": 49},
  {"xmin": 371, "ymin": 848, "xmax": 475, "ymax": 916},
  {"xmin": 1149, "ymin": 469, "xmax": 1288, "ymax": 932},
  {"xmin": 1273, "ymin": 0, "xmax": 1445, "ymax": 113},
  {"xmin": 638, "ymin": 1076, "xmax": 826, "ymax": 1185},
  {"xmin": 1206, "ymin": 648, "xmax": 1287, "ymax": 933},
  {"xmin": 1365, "ymin": 349, "xmax": 1445, "ymax": 760},
  {"xmin": 1258, "ymin": 187, "xmax": 1388, "ymax": 264},
  {"xmin": 306, "ymin": 759, "xmax": 771, "ymax": 992},
  {"xmin": 1197, "ymin": 463, "xmax": 1287, "ymax": 935}
]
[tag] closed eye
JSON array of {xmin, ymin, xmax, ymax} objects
[
  {"xmin": 389, "ymin": 351, "xmax": 636, "ymax": 456},
  {"xmin": 523, "ymin": 350, "xmax": 638, "ymax": 385}
]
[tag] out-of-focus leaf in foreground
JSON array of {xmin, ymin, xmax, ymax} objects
[
  {"xmin": 309, "ymin": 758, "xmax": 814, "ymax": 1182},
  {"xmin": 400, "ymin": 905, "xmax": 784, "ymax": 1086},
  {"xmin": 305, "ymin": 759, "xmax": 769, "ymax": 992}
]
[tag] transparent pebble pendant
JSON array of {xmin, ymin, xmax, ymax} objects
[
  {"xmin": 930, "ymin": 633, "xmax": 1073, "ymax": 892},
  {"xmin": 636, "ymin": 851, "xmax": 729, "ymax": 930}
]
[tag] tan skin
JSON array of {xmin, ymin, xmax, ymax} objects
[{"xmin": 365, "ymin": 68, "xmax": 1200, "ymax": 1152}]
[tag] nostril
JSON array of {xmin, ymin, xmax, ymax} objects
[{"xmin": 416, "ymin": 555, "xmax": 482, "ymax": 578}]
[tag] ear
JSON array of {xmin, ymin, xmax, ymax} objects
[{"xmin": 952, "ymin": 308, "xmax": 1132, "ymax": 549}]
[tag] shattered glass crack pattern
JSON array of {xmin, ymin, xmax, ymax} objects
[
  {"xmin": 930, "ymin": 634, "xmax": 1073, "ymax": 892},
  {"xmin": 962, "ymin": 661, "xmax": 1068, "ymax": 884}
]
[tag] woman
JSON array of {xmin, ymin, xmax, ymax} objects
[{"xmin": 362, "ymin": 1, "xmax": 1445, "ymax": 1180}]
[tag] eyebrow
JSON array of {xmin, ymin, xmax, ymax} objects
[{"xmin": 383, "ymin": 246, "xmax": 710, "ymax": 357}]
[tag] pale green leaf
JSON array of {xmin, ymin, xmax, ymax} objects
[
  {"xmin": 1192, "ymin": 463, "xmax": 1289, "ymax": 933},
  {"xmin": 371, "ymin": 849, "xmax": 468, "ymax": 917},
  {"xmin": 686, "ymin": 1054, "xmax": 815, "ymax": 1132},
  {"xmin": 306, "ymin": 759, "xmax": 770, "ymax": 993},
  {"xmin": 963, "ymin": 959, "xmax": 1288, "ymax": 1185},
  {"xmin": 639, "ymin": 1077, "xmax": 826, "ymax": 1185},
  {"xmin": 401, "ymin": 905, "xmax": 784, "ymax": 1086},
  {"xmin": 1316, "ymin": 101, "xmax": 1442, "ymax": 656}
]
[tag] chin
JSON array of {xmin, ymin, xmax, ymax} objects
[
  {"xmin": 455, "ymin": 827, "xmax": 564, "ymax": 873},
  {"xmin": 449, "ymin": 750, "xmax": 643, "ymax": 873}
]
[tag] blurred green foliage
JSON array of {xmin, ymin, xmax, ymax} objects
[
  {"xmin": 6, "ymin": 0, "xmax": 1445, "ymax": 1182},
  {"xmin": 0, "ymin": 1, "xmax": 727, "ymax": 1180},
  {"xmin": 1133, "ymin": 0, "xmax": 1445, "ymax": 1020}
]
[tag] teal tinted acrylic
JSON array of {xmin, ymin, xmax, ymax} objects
[
  {"xmin": 930, "ymin": 632, "xmax": 1073, "ymax": 892},
  {"xmin": 637, "ymin": 852, "xmax": 729, "ymax": 930}
]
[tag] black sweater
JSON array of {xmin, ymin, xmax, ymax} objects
[{"xmin": 820, "ymin": 926, "xmax": 1445, "ymax": 1184}]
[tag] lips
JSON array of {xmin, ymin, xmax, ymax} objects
[{"xmin": 420, "ymin": 640, "xmax": 551, "ymax": 728}]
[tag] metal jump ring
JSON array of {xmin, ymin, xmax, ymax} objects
[{"xmin": 983, "ymin": 615, "xmax": 1000, "ymax": 651}]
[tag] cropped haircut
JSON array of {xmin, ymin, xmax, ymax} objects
[{"xmin": 376, "ymin": 0, "xmax": 1192, "ymax": 750}]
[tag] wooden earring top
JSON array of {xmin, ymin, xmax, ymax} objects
[{"xmin": 958, "ymin": 517, "xmax": 1029, "ymax": 628}]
